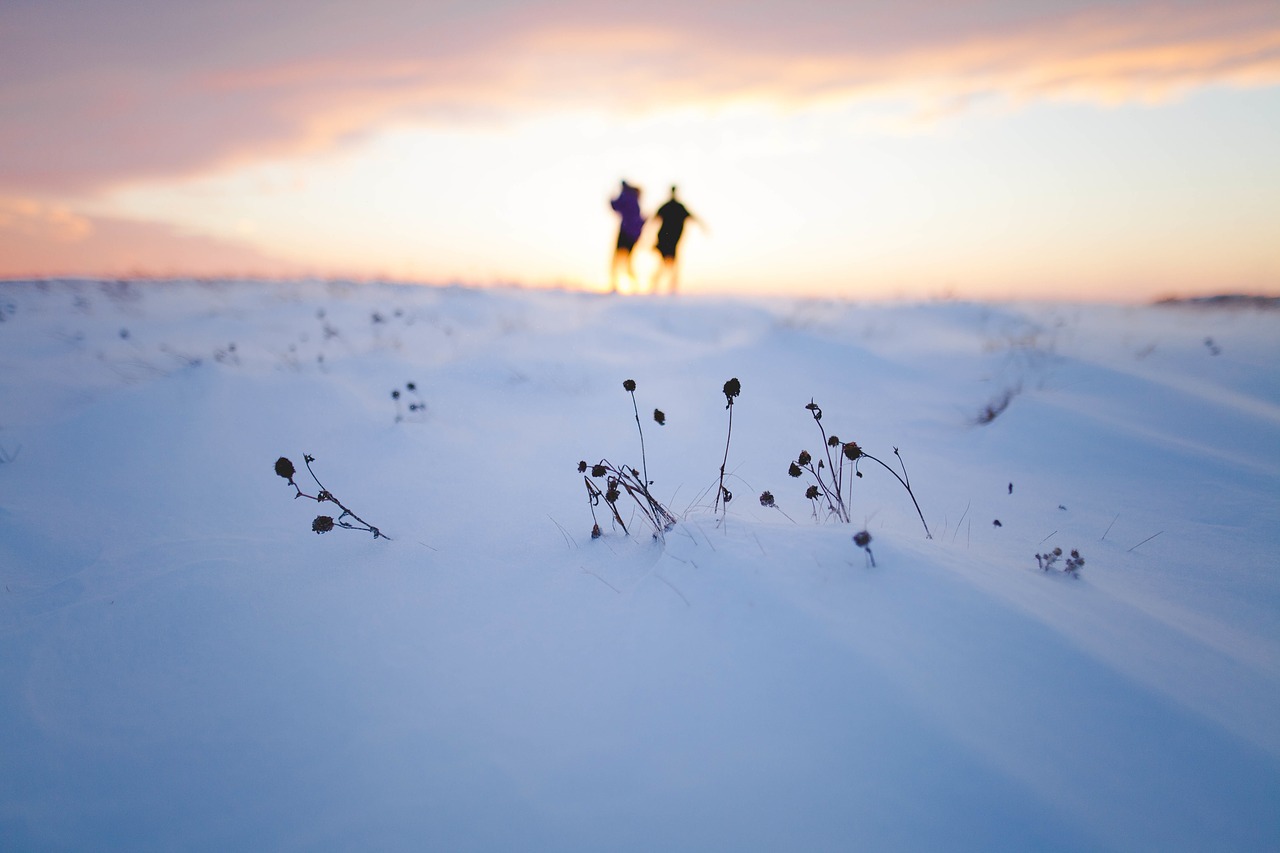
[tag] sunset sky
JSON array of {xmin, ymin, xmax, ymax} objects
[{"xmin": 2, "ymin": 0, "xmax": 1278, "ymax": 300}]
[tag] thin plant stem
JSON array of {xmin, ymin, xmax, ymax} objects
[
  {"xmin": 624, "ymin": 388, "xmax": 669, "ymax": 526},
  {"xmin": 1128, "ymin": 531, "xmax": 1162, "ymax": 552},
  {"xmin": 953, "ymin": 500, "xmax": 971, "ymax": 543},
  {"xmin": 803, "ymin": 461, "xmax": 844, "ymax": 521},
  {"xmin": 859, "ymin": 452, "xmax": 931, "ymax": 539},
  {"xmin": 303, "ymin": 455, "xmax": 389, "ymax": 539},
  {"xmin": 584, "ymin": 475, "xmax": 629, "ymax": 534},
  {"xmin": 629, "ymin": 389, "xmax": 649, "ymax": 493},
  {"xmin": 810, "ymin": 415, "xmax": 849, "ymax": 522},
  {"xmin": 715, "ymin": 401, "xmax": 734, "ymax": 514}
]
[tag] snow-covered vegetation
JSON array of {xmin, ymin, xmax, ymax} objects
[{"xmin": 2, "ymin": 279, "xmax": 1277, "ymax": 850}]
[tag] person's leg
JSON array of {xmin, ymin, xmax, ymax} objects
[
  {"xmin": 624, "ymin": 249, "xmax": 639, "ymax": 292},
  {"xmin": 610, "ymin": 248, "xmax": 628, "ymax": 292}
]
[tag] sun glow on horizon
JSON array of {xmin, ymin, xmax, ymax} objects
[{"xmin": 75, "ymin": 85, "xmax": 1279, "ymax": 301}]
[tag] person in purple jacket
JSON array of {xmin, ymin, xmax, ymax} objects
[{"xmin": 609, "ymin": 180, "xmax": 645, "ymax": 293}]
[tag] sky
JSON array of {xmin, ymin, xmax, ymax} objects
[{"xmin": 1, "ymin": 0, "xmax": 1278, "ymax": 300}]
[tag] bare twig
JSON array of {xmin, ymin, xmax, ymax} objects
[
  {"xmin": 1127, "ymin": 531, "xmax": 1163, "ymax": 552},
  {"xmin": 952, "ymin": 500, "xmax": 971, "ymax": 543}
]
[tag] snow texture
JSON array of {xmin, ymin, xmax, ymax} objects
[{"xmin": 1, "ymin": 279, "xmax": 1278, "ymax": 851}]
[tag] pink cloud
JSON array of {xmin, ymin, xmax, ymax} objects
[
  {"xmin": 0, "ymin": 0, "xmax": 1276, "ymax": 196},
  {"xmin": 0, "ymin": 198, "xmax": 308, "ymax": 279}
]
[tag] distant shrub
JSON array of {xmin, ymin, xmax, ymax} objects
[{"xmin": 973, "ymin": 386, "xmax": 1019, "ymax": 425}]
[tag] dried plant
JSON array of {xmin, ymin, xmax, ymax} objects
[
  {"xmin": 274, "ymin": 454, "xmax": 389, "ymax": 539},
  {"xmin": 1036, "ymin": 547, "xmax": 1084, "ymax": 577},
  {"xmin": 789, "ymin": 399, "xmax": 932, "ymax": 538},
  {"xmin": 974, "ymin": 386, "xmax": 1019, "ymax": 425},
  {"xmin": 579, "ymin": 379, "xmax": 677, "ymax": 538},
  {"xmin": 579, "ymin": 458, "xmax": 677, "ymax": 538},
  {"xmin": 853, "ymin": 530, "xmax": 876, "ymax": 567},
  {"xmin": 623, "ymin": 379, "xmax": 652, "ymax": 502},
  {"xmin": 391, "ymin": 381, "xmax": 427, "ymax": 422},
  {"xmin": 759, "ymin": 490, "xmax": 796, "ymax": 523},
  {"xmin": 714, "ymin": 378, "xmax": 741, "ymax": 515}
]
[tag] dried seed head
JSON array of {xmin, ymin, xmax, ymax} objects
[
  {"xmin": 591, "ymin": 523, "xmax": 602, "ymax": 539},
  {"xmin": 828, "ymin": 435, "xmax": 840, "ymax": 447},
  {"xmin": 653, "ymin": 408, "xmax": 666, "ymax": 425},
  {"xmin": 1053, "ymin": 547, "xmax": 1063, "ymax": 556},
  {"xmin": 805, "ymin": 401, "xmax": 822, "ymax": 420},
  {"xmin": 797, "ymin": 450, "xmax": 812, "ymax": 467},
  {"xmin": 853, "ymin": 530, "xmax": 872, "ymax": 548},
  {"xmin": 605, "ymin": 487, "xmax": 620, "ymax": 503},
  {"xmin": 316, "ymin": 490, "xmax": 333, "ymax": 503},
  {"xmin": 312, "ymin": 515, "xmax": 335, "ymax": 533},
  {"xmin": 722, "ymin": 377, "xmax": 741, "ymax": 404},
  {"xmin": 578, "ymin": 461, "xmax": 588, "ymax": 473},
  {"xmin": 623, "ymin": 379, "xmax": 637, "ymax": 392},
  {"xmin": 843, "ymin": 442, "xmax": 863, "ymax": 461},
  {"xmin": 788, "ymin": 462, "xmax": 803, "ymax": 478},
  {"xmin": 805, "ymin": 485, "xmax": 820, "ymax": 500},
  {"xmin": 591, "ymin": 464, "xmax": 607, "ymax": 478},
  {"xmin": 274, "ymin": 457, "xmax": 296, "ymax": 480},
  {"xmin": 759, "ymin": 491, "xmax": 775, "ymax": 507}
]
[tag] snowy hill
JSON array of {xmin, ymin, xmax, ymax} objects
[{"xmin": 1, "ymin": 279, "xmax": 1277, "ymax": 851}]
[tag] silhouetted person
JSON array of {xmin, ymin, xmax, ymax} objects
[
  {"xmin": 609, "ymin": 180, "xmax": 645, "ymax": 293},
  {"xmin": 650, "ymin": 185, "xmax": 699, "ymax": 294}
]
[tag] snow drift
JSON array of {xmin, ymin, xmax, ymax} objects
[{"xmin": 1, "ymin": 279, "xmax": 1277, "ymax": 851}]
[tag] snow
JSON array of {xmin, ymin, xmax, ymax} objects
[{"xmin": 1, "ymin": 278, "xmax": 1277, "ymax": 851}]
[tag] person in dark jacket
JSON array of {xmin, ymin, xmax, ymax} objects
[{"xmin": 650, "ymin": 185, "xmax": 700, "ymax": 294}]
